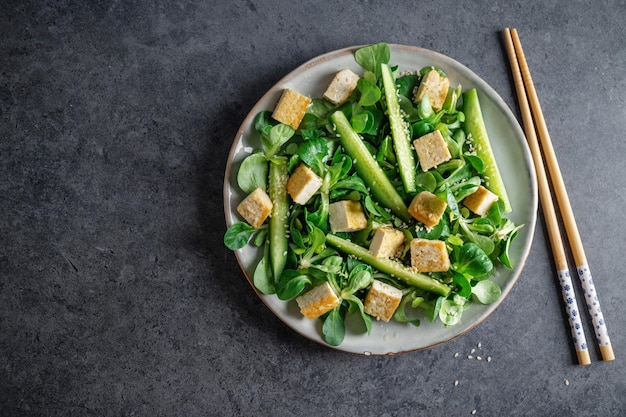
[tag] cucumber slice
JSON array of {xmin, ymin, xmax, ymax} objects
[
  {"xmin": 326, "ymin": 234, "xmax": 451, "ymax": 297},
  {"xmin": 462, "ymin": 89, "xmax": 512, "ymax": 214},
  {"xmin": 381, "ymin": 63, "xmax": 417, "ymax": 193},
  {"xmin": 268, "ymin": 157, "xmax": 289, "ymax": 280},
  {"xmin": 330, "ymin": 111, "xmax": 412, "ymax": 223}
]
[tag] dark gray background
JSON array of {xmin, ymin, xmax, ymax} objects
[{"xmin": 2, "ymin": 1, "xmax": 625, "ymax": 416}]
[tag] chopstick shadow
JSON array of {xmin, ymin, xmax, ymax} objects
[{"xmin": 496, "ymin": 30, "xmax": 523, "ymax": 121}]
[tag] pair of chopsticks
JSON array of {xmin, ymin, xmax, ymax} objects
[{"xmin": 503, "ymin": 28, "xmax": 614, "ymax": 365}]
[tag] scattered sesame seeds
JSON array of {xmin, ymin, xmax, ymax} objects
[{"xmin": 456, "ymin": 342, "xmax": 492, "ymax": 363}]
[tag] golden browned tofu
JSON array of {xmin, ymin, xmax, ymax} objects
[
  {"xmin": 410, "ymin": 238, "xmax": 450, "ymax": 272},
  {"xmin": 413, "ymin": 130, "xmax": 452, "ymax": 172},
  {"xmin": 323, "ymin": 68, "xmax": 360, "ymax": 105},
  {"xmin": 408, "ymin": 191, "xmax": 447, "ymax": 228},
  {"xmin": 363, "ymin": 280, "xmax": 403, "ymax": 322},
  {"xmin": 271, "ymin": 88, "xmax": 312, "ymax": 129},
  {"xmin": 413, "ymin": 68, "xmax": 450, "ymax": 112},
  {"xmin": 286, "ymin": 163, "xmax": 323, "ymax": 205},
  {"xmin": 463, "ymin": 185, "xmax": 499, "ymax": 217},
  {"xmin": 296, "ymin": 282, "xmax": 341, "ymax": 320},
  {"xmin": 236, "ymin": 187, "xmax": 273, "ymax": 228},
  {"xmin": 369, "ymin": 226, "xmax": 405, "ymax": 258},
  {"xmin": 328, "ymin": 200, "xmax": 368, "ymax": 233}
]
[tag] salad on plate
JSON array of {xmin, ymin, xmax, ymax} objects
[{"xmin": 224, "ymin": 43, "xmax": 524, "ymax": 348}]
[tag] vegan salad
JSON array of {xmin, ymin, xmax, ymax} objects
[{"xmin": 224, "ymin": 43, "xmax": 523, "ymax": 347}]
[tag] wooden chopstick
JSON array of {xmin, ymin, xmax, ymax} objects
[
  {"xmin": 502, "ymin": 29, "xmax": 590, "ymax": 365},
  {"xmin": 503, "ymin": 28, "xmax": 614, "ymax": 363}
]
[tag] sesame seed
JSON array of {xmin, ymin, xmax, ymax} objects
[
  {"xmin": 476, "ymin": 356, "xmax": 482, "ymax": 361},
  {"xmin": 470, "ymin": 348, "xmax": 475, "ymax": 354},
  {"xmin": 454, "ymin": 352, "xmax": 459, "ymax": 358},
  {"xmin": 564, "ymin": 379, "xmax": 570, "ymax": 386},
  {"xmin": 454, "ymin": 380, "xmax": 459, "ymax": 386},
  {"xmin": 471, "ymin": 410, "xmax": 477, "ymax": 415},
  {"xmin": 467, "ymin": 355, "xmax": 473, "ymax": 359},
  {"xmin": 477, "ymin": 342, "xmax": 482, "ymax": 349},
  {"xmin": 487, "ymin": 356, "xmax": 492, "ymax": 362}
]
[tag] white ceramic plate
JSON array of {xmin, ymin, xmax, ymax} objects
[{"xmin": 223, "ymin": 44, "xmax": 538, "ymax": 355}]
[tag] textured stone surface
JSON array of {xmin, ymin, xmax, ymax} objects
[{"xmin": 1, "ymin": 1, "xmax": 625, "ymax": 416}]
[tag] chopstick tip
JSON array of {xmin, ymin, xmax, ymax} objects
[
  {"xmin": 600, "ymin": 344, "xmax": 615, "ymax": 362},
  {"xmin": 577, "ymin": 350, "xmax": 591, "ymax": 366}
]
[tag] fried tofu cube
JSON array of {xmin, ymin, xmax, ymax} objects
[
  {"xmin": 413, "ymin": 130, "xmax": 452, "ymax": 172},
  {"xmin": 323, "ymin": 68, "xmax": 360, "ymax": 105},
  {"xmin": 369, "ymin": 227, "xmax": 405, "ymax": 258},
  {"xmin": 410, "ymin": 238, "xmax": 450, "ymax": 272},
  {"xmin": 413, "ymin": 68, "xmax": 450, "ymax": 112},
  {"xmin": 463, "ymin": 185, "xmax": 499, "ymax": 217},
  {"xmin": 408, "ymin": 191, "xmax": 447, "ymax": 228},
  {"xmin": 272, "ymin": 88, "xmax": 312, "ymax": 129},
  {"xmin": 364, "ymin": 280, "xmax": 403, "ymax": 322},
  {"xmin": 328, "ymin": 200, "xmax": 368, "ymax": 233},
  {"xmin": 296, "ymin": 281, "xmax": 341, "ymax": 320},
  {"xmin": 286, "ymin": 163, "xmax": 323, "ymax": 205},
  {"xmin": 236, "ymin": 187, "xmax": 273, "ymax": 228}
]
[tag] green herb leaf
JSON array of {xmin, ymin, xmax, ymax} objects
[
  {"xmin": 419, "ymin": 296, "xmax": 444, "ymax": 322},
  {"xmin": 253, "ymin": 111, "xmax": 275, "ymax": 134},
  {"xmin": 253, "ymin": 250, "xmax": 275, "ymax": 294},
  {"xmin": 439, "ymin": 299, "xmax": 464, "ymax": 326},
  {"xmin": 331, "ymin": 175, "xmax": 369, "ymax": 195},
  {"xmin": 445, "ymin": 186, "xmax": 461, "ymax": 218},
  {"xmin": 394, "ymin": 291, "xmax": 423, "ymax": 326},
  {"xmin": 452, "ymin": 242, "xmax": 494, "ymax": 278},
  {"xmin": 396, "ymin": 74, "xmax": 419, "ymax": 98},
  {"xmin": 322, "ymin": 307, "xmax": 345, "ymax": 346},
  {"xmin": 415, "ymin": 172, "xmax": 437, "ymax": 193},
  {"xmin": 464, "ymin": 154, "xmax": 485, "ymax": 173},
  {"xmin": 252, "ymin": 228, "xmax": 268, "ymax": 247},
  {"xmin": 295, "ymin": 137, "xmax": 329, "ymax": 175},
  {"xmin": 350, "ymin": 112, "xmax": 371, "ymax": 133},
  {"xmin": 472, "ymin": 280, "xmax": 502, "ymax": 304},
  {"xmin": 498, "ymin": 228, "xmax": 519, "ymax": 269},
  {"xmin": 343, "ymin": 294, "xmax": 372, "ymax": 334},
  {"xmin": 345, "ymin": 264, "xmax": 373, "ymax": 295},
  {"xmin": 417, "ymin": 94, "xmax": 434, "ymax": 120},
  {"xmin": 224, "ymin": 222, "xmax": 257, "ymax": 250},
  {"xmin": 237, "ymin": 153, "xmax": 268, "ymax": 193},
  {"xmin": 262, "ymin": 123, "xmax": 295, "ymax": 158},
  {"xmin": 354, "ymin": 43, "xmax": 390, "ymax": 80},
  {"xmin": 276, "ymin": 269, "xmax": 311, "ymax": 300},
  {"xmin": 356, "ymin": 78, "xmax": 382, "ymax": 108},
  {"xmin": 452, "ymin": 272, "xmax": 472, "ymax": 298}
]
